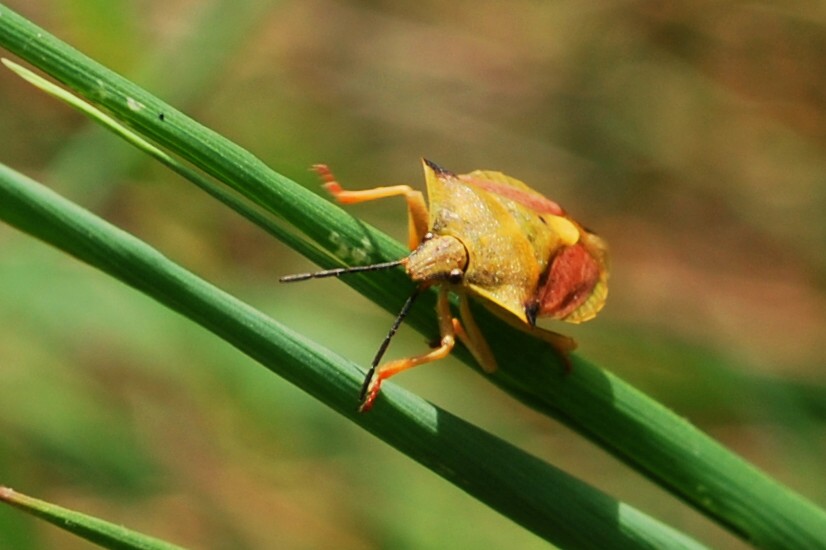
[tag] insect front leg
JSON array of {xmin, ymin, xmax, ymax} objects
[
  {"xmin": 359, "ymin": 287, "xmax": 456, "ymax": 412},
  {"xmin": 313, "ymin": 164, "xmax": 430, "ymax": 250}
]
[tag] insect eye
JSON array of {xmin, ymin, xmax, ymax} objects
[{"xmin": 447, "ymin": 268, "xmax": 464, "ymax": 285}]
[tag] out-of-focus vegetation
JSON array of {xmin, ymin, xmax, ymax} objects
[{"xmin": 1, "ymin": 1, "xmax": 824, "ymax": 548}]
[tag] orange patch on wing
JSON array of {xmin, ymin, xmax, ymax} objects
[{"xmin": 536, "ymin": 244, "xmax": 601, "ymax": 320}]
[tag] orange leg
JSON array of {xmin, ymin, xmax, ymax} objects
[
  {"xmin": 509, "ymin": 319, "xmax": 577, "ymax": 372},
  {"xmin": 313, "ymin": 164, "xmax": 429, "ymax": 251},
  {"xmin": 454, "ymin": 293, "xmax": 498, "ymax": 374},
  {"xmin": 479, "ymin": 303, "xmax": 576, "ymax": 372},
  {"xmin": 359, "ymin": 287, "xmax": 455, "ymax": 412},
  {"xmin": 455, "ymin": 294, "xmax": 574, "ymax": 373}
]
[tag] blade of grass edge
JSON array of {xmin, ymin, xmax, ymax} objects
[{"xmin": 0, "ymin": 486, "xmax": 184, "ymax": 550}]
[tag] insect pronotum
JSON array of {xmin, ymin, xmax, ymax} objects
[{"xmin": 281, "ymin": 159, "xmax": 608, "ymax": 412}]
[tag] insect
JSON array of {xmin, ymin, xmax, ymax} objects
[{"xmin": 281, "ymin": 159, "xmax": 608, "ymax": 412}]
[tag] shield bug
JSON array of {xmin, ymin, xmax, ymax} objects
[{"xmin": 281, "ymin": 159, "xmax": 608, "ymax": 412}]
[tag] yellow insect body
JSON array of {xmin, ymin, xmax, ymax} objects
[
  {"xmin": 281, "ymin": 159, "xmax": 608, "ymax": 411},
  {"xmin": 426, "ymin": 166, "xmax": 591, "ymax": 324}
]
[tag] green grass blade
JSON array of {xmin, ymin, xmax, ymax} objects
[
  {"xmin": 45, "ymin": 0, "xmax": 272, "ymax": 205},
  {"xmin": 0, "ymin": 486, "xmax": 184, "ymax": 550},
  {"xmin": 0, "ymin": 3, "xmax": 390, "ymax": 266},
  {"xmin": 0, "ymin": 57, "xmax": 336, "ymax": 274},
  {"xmin": 2, "ymin": 5, "xmax": 826, "ymax": 548},
  {"xmin": 0, "ymin": 162, "xmax": 707, "ymax": 550}
]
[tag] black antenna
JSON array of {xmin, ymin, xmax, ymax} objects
[
  {"xmin": 280, "ymin": 259, "xmax": 405, "ymax": 283},
  {"xmin": 359, "ymin": 287, "xmax": 421, "ymax": 401}
]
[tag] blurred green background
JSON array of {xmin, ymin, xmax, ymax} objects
[{"xmin": 1, "ymin": 1, "xmax": 825, "ymax": 548}]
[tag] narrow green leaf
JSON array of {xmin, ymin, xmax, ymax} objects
[
  {"xmin": 0, "ymin": 57, "xmax": 335, "ymax": 274},
  {"xmin": 45, "ymin": 0, "xmax": 273, "ymax": 205},
  {"xmin": 0, "ymin": 486, "xmax": 184, "ymax": 550}
]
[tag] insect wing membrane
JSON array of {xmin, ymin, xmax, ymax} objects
[{"xmin": 555, "ymin": 231, "xmax": 609, "ymax": 323}]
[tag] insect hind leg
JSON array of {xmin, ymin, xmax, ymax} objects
[{"xmin": 520, "ymin": 324, "xmax": 577, "ymax": 372}]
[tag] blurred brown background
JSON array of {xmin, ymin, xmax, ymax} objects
[{"xmin": 1, "ymin": 1, "xmax": 824, "ymax": 548}]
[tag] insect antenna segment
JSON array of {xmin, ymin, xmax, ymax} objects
[{"xmin": 279, "ymin": 259, "xmax": 406, "ymax": 282}]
